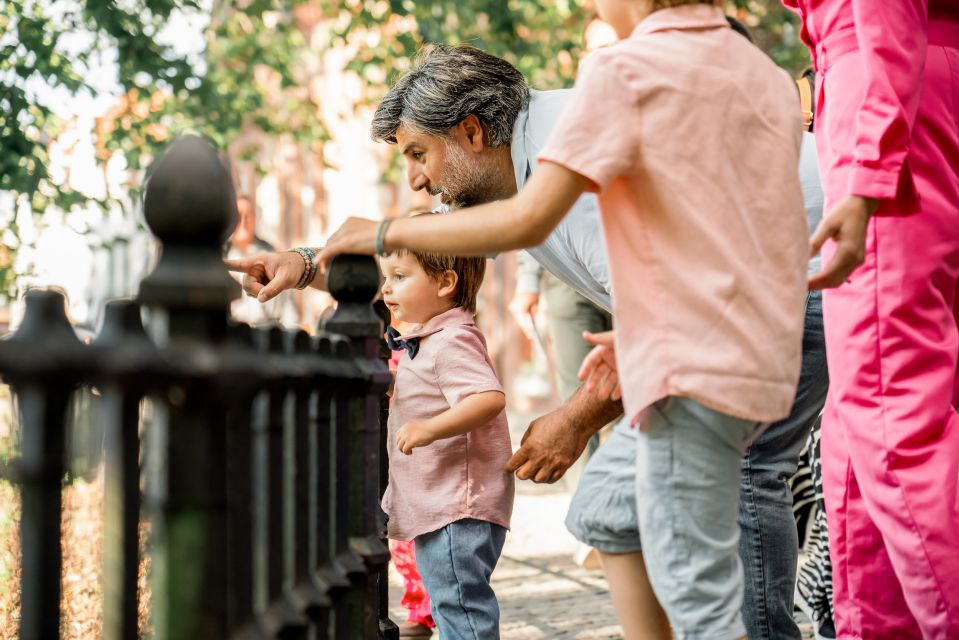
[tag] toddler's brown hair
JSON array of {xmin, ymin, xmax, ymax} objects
[{"xmin": 386, "ymin": 211, "xmax": 486, "ymax": 314}]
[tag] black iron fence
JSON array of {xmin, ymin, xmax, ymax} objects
[{"xmin": 0, "ymin": 136, "xmax": 397, "ymax": 639}]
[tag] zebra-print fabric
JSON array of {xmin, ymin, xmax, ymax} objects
[
  {"xmin": 792, "ymin": 422, "xmax": 835, "ymax": 629},
  {"xmin": 791, "ymin": 437, "xmax": 817, "ymax": 548}
]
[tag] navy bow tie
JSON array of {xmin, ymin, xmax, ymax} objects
[{"xmin": 386, "ymin": 326, "xmax": 420, "ymax": 360}]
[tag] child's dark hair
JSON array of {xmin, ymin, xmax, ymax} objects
[
  {"xmin": 386, "ymin": 212, "xmax": 486, "ymax": 313},
  {"xmin": 725, "ymin": 15, "xmax": 753, "ymax": 43}
]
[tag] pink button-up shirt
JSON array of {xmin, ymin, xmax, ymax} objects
[
  {"xmin": 382, "ymin": 307, "xmax": 514, "ymax": 541},
  {"xmin": 540, "ymin": 4, "xmax": 808, "ymax": 425},
  {"xmin": 783, "ymin": 0, "xmax": 959, "ymax": 208}
]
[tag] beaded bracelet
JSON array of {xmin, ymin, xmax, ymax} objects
[
  {"xmin": 287, "ymin": 247, "xmax": 317, "ymax": 290},
  {"xmin": 375, "ymin": 218, "xmax": 393, "ymax": 257}
]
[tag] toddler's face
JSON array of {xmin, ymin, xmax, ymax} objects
[{"xmin": 379, "ymin": 253, "xmax": 453, "ymax": 325}]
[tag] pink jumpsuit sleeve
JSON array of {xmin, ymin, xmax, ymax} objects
[{"xmin": 847, "ymin": 0, "xmax": 928, "ymax": 203}]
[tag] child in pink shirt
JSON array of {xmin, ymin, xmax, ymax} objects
[{"xmin": 379, "ymin": 245, "xmax": 514, "ymax": 640}]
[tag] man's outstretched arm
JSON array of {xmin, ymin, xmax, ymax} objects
[{"xmin": 507, "ymin": 384, "xmax": 623, "ymax": 484}]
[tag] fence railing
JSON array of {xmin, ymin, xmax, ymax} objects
[{"xmin": 0, "ymin": 135, "xmax": 397, "ymax": 639}]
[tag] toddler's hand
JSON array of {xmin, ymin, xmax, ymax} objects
[
  {"xmin": 396, "ymin": 421, "xmax": 433, "ymax": 455},
  {"xmin": 578, "ymin": 331, "xmax": 621, "ymax": 401}
]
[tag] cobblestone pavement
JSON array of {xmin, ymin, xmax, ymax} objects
[{"xmin": 390, "ymin": 481, "xmax": 817, "ymax": 639}]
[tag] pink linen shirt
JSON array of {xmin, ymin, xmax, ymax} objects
[
  {"xmin": 539, "ymin": 4, "xmax": 808, "ymax": 426},
  {"xmin": 382, "ymin": 307, "xmax": 514, "ymax": 541}
]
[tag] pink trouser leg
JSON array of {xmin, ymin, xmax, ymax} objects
[
  {"xmin": 817, "ymin": 43, "xmax": 959, "ymax": 640},
  {"xmin": 820, "ymin": 398, "xmax": 922, "ymax": 638}
]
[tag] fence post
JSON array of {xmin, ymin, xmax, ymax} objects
[
  {"xmin": 137, "ymin": 135, "xmax": 240, "ymax": 639},
  {"xmin": 224, "ymin": 321, "xmax": 258, "ymax": 632},
  {"xmin": 322, "ymin": 254, "xmax": 394, "ymax": 639},
  {"xmin": 94, "ymin": 299, "xmax": 157, "ymax": 640},
  {"xmin": 312, "ymin": 334, "xmax": 352, "ymax": 639},
  {"xmin": 3, "ymin": 290, "xmax": 84, "ymax": 640},
  {"xmin": 286, "ymin": 329, "xmax": 333, "ymax": 636}
]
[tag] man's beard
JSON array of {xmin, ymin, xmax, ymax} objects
[{"xmin": 433, "ymin": 140, "xmax": 509, "ymax": 209}]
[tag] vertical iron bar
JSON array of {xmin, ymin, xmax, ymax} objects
[
  {"xmin": 225, "ymin": 321, "xmax": 257, "ymax": 632},
  {"xmin": 373, "ymin": 301, "xmax": 398, "ymax": 640},
  {"xmin": 253, "ymin": 326, "xmax": 307, "ymax": 637},
  {"xmin": 312, "ymin": 336, "xmax": 347, "ymax": 640},
  {"xmin": 329, "ymin": 338, "xmax": 364, "ymax": 639},
  {"xmin": 6, "ymin": 290, "xmax": 85, "ymax": 640},
  {"xmin": 286, "ymin": 330, "xmax": 331, "ymax": 637},
  {"xmin": 262, "ymin": 327, "xmax": 286, "ymax": 609},
  {"xmin": 100, "ymin": 389, "xmax": 142, "ymax": 640},
  {"xmin": 322, "ymin": 255, "xmax": 393, "ymax": 639},
  {"xmin": 95, "ymin": 299, "xmax": 155, "ymax": 640},
  {"xmin": 17, "ymin": 385, "xmax": 71, "ymax": 640},
  {"xmin": 137, "ymin": 135, "xmax": 240, "ymax": 639}
]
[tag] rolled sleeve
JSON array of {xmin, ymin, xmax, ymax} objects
[
  {"xmin": 434, "ymin": 329, "xmax": 504, "ymax": 407},
  {"xmin": 847, "ymin": 0, "xmax": 927, "ymax": 206},
  {"xmin": 538, "ymin": 53, "xmax": 640, "ymax": 193}
]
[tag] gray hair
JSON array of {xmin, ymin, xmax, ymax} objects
[{"xmin": 371, "ymin": 44, "xmax": 530, "ymax": 148}]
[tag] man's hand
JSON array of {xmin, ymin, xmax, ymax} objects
[
  {"xmin": 808, "ymin": 195, "xmax": 878, "ymax": 290},
  {"xmin": 509, "ymin": 291, "xmax": 540, "ymax": 340},
  {"xmin": 578, "ymin": 331, "xmax": 621, "ymax": 401},
  {"xmin": 506, "ymin": 408, "xmax": 592, "ymax": 483},
  {"xmin": 317, "ymin": 217, "xmax": 379, "ymax": 273},
  {"xmin": 396, "ymin": 421, "xmax": 434, "ymax": 455},
  {"xmin": 224, "ymin": 251, "xmax": 305, "ymax": 302}
]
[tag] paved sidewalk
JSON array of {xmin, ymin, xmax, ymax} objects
[
  {"xmin": 390, "ymin": 480, "xmax": 817, "ymax": 639},
  {"xmin": 389, "ymin": 410, "xmax": 818, "ymax": 638},
  {"xmin": 389, "ymin": 487, "xmax": 623, "ymax": 639}
]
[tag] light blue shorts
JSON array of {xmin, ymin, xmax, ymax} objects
[
  {"xmin": 565, "ymin": 416, "xmax": 641, "ymax": 554},
  {"xmin": 567, "ymin": 397, "xmax": 766, "ymax": 640}
]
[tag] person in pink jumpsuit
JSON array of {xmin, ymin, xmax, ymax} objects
[{"xmin": 784, "ymin": 0, "xmax": 959, "ymax": 637}]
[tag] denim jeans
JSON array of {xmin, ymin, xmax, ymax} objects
[
  {"xmin": 566, "ymin": 291, "xmax": 828, "ymax": 639},
  {"xmin": 414, "ymin": 519, "xmax": 507, "ymax": 640},
  {"xmin": 739, "ymin": 290, "xmax": 828, "ymax": 640}
]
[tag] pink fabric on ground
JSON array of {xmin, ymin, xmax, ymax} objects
[
  {"xmin": 789, "ymin": 1, "xmax": 959, "ymax": 637},
  {"xmin": 390, "ymin": 539, "xmax": 435, "ymax": 628}
]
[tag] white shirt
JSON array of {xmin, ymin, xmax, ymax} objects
[{"xmin": 511, "ymin": 89, "xmax": 613, "ymax": 312}]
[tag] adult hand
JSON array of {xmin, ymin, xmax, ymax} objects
[
  {"xmin": 509, "ymin": 291, "xmax": 540, "ymax": 340},
  {"xmin": 506, "ymin": 407, "xmax": 591, "ymax": 483},
  {"xmin": 808, "ymin": 195, "xmax": 878, "ymax": 290},
  {"xmin": 396, "ymin": 421, "xmax": 433, "ymax": 455},
  {"xmin": 578, "ymin": 330, "xmax": 620, "ymax": 401},
  {"xmin": 317, "ymin": 217, "xmax": 379, "ymax": 274},
  {"xmin": 224, "ymin": 251, "xmax": 305, "ymax": 302}
]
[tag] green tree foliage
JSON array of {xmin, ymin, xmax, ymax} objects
[
  {"xmin": 729, "ymin": 0, "xmax": 810, "ymax": 74},
  {"xmin": 0, "ymin": 0, "xmax": 324, "ymax": 301},
  {"xmin": 318, "ymin": 0, "xmax": 809, "ymax": 184},
  {"xmin": 323, "ymin": 0, "xmax": 810, "ymax": 98},
  {"xmin": 323, "ymin": 0, "xmax": 592, "ymax": 96},
  {"xmin": 1, "ymin": 0, "xmax": 809, "ymax": 301}
]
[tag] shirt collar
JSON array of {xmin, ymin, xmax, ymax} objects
[
  {"xmin": 398, "ymin": 306, "xmax": 475, "ymax": 340},
  {"xmin": 510, "ymin": 93, "xmax": 534, "ymax": 191},
  {"xmin": 631, "ymin": 3, "xmax": 729, "ymax": 39}
]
